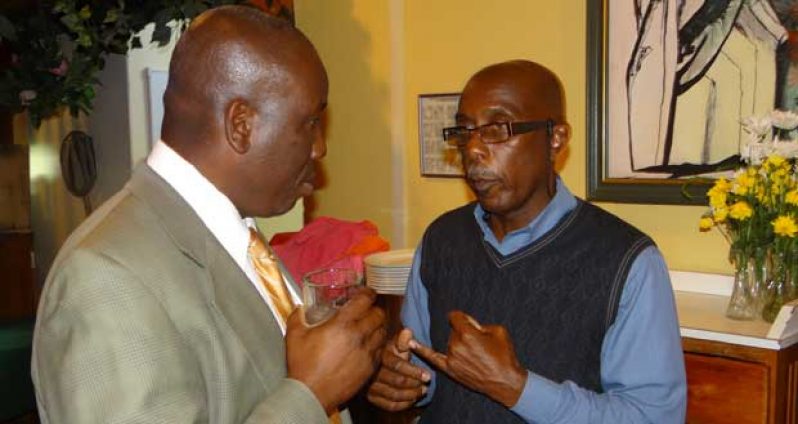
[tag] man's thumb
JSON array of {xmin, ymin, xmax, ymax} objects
[{"xmin": 395, "ymin": 328, "xmax": 415, "ymax": 355}]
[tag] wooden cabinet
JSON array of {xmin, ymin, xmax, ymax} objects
[
  {"xmin": 683, "ymin": 337, "xmax": 798, "ymax": 423},
  {"xmin": 0, "ymin": 231, "xmax": 36, "ymax": 320},
  {"xmin": 675, "ymin": 287, "xmax": 798, "ymax": 423}
]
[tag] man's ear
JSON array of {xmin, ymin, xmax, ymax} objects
[
  {"xmin": 225, "ymin": 99, "xmax": 255, "ymax": 154},
  {"xmin": 550, "ymin": 122, "xmax": 571, "ymax": 156}
]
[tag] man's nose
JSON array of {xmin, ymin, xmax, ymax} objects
[
  {"xmin": 463, "ymin": 132, "xmax": 489, "ymax": 162},
  {"xmin": 311, "ymin": 133, "xmax": 327, "ymax": 160}
]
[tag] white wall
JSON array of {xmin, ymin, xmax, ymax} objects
[{"xmin": 125, "ymin": 23, "xmax": 177, "ymax": 167}]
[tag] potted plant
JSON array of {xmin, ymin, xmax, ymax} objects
[{"xmin": 0, "ymin": 0, "xmax": 293, "ymax": 127}]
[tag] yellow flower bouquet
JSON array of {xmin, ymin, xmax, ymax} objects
[{"xmin": 700, "ymin": 110, "xmax": 798, "ymax": 321}]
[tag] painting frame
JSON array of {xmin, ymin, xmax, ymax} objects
[
  {"xmin": 586, "ymin": 0, "xmax": 709, "ymax": 205},
  {"xmin": 418, "ymin": 93, "xmax": 463, "ymax": 178}
]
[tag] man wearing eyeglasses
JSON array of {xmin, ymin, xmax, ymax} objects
[{"xmin": 367, "ymin": 60, "xmax": 686, "ymax": 423}]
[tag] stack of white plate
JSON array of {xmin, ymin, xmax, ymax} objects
[{"xmin": 364, "ymin": 249, "xmax": 415, "ymax": 295}]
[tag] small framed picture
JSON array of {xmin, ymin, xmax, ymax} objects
[{"xmin": 418, "ymin": 93, "xmax": 463, "ymax": 177}]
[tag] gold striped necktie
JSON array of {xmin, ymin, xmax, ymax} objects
[{"xmin": 248, "ymin": 229, "xmax": 296, "ymax": 326}]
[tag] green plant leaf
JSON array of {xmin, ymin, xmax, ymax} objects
[
  {"xmin": 104, "ymin": 9, "xmax": 119, "ymax": 24},
  {"xmin": 78, "ymin": 5, "xmax": 91, "ymax": 21},
  {"xmin": 76, "ymin": 33, "xmax": 91, "ymax": 48},
  {"xmin": 0, "ymin": 15, "xmax": 16, "ymax": 42},
  {"xmin": 52, "ymin": 2, "xmax": 68, "ymax": 14},
  {"xmin": 6, "ymin": 0, "xmax": 258, "ymax": 128},
  {"xmin": 60, "ymin": 13, "xmax": 79, "ymax": 30}
]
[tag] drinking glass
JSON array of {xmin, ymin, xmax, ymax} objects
[{"xmin": 302, "ymin": 267, "xmax": 362, "ymax": 326}]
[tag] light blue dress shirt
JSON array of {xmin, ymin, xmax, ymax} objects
[{"xmin": 401, "ymin": 179, "xmax": 687, "ymax": 423}]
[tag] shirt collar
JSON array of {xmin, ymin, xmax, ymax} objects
[
  {"xmin": 146, "ymin": 140, "xmax": 255, "ymax": 271},
  {"xmin": 473, "ymin": 177, "xmax": 577, "ymax": 256}
]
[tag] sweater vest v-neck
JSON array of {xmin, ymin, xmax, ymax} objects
[{"xmin": 419, "ymin": 199, "xmax": 653, "ymax": 423}]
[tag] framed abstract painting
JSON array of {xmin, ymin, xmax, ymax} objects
[{"xmin": 586, "ymin": 0, "xmax": 796, "ymax": 204}]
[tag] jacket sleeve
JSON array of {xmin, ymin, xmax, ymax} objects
[
  {"xmin": 33, "ymin": 249, "xmax": 207, "ymax": 424},
  {"xmin": 32, "ymin": 249, "xmax": 330, "ymax": 424}
]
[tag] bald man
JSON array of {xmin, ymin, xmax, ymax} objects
[
  {"xmin": 32, "ymin": 6, "xmax": 384, "ymax": 424},
  {"xmin": 367, "ymin": 61, "xmax": 686, "ymax": 423}
]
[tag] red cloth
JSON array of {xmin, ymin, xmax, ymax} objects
[{"xmin": 270, "ymin": 217, "xmax": 390, "ymax": 285}]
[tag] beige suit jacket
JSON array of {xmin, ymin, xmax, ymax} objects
[{"xmin": 32, "ymin": 165, "xmax": 348, "ymax": 423}]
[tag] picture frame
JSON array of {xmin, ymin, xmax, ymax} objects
[
  {"xmin": 418, "ymin": 93, "xmax": 463, "ymax": 177},
  {"xmin": 587, "ymin": 0, "xmax": 741, "ymax": 205}
]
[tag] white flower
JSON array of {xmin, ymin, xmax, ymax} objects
[
  {"xmin": 742, "ymin": 116, "xmax": 773, "ymax": 142},
  {"xmin": 740, "ymin": 110, "xmax": 798, "ymax": 163},
  {"xmin": 772, "ymin": 139, "xmax": 798, "ymax": 159},
  {"xmin": 743, "ymin": 143, "xmax": 768, "ymax": 165},
  {"xmin": 19, "ymin": 89, "xmax": 36, "ymax": 105},
  {"xmin": 770, "ymin": 110, "xmax": 798, "ymax": 130},
  {"xmin": 741, "ymin": 143, "xmax": 752, "ymax": 161}
]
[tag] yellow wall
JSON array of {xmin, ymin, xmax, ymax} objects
[
  {"xmin": 296, "ymin": 0, "xmax": 396, "ymax": 242},
  {"xmin": 297, "ymin": 0, "xmax": 732, "ymax": 275}
]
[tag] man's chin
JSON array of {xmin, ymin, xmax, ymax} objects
[
  {"xmin": 274, "ymin": 197, "xmax": 302, "ymax": 216},
  {"xmin": 475, "ymin": 193, "xmax": 512, "ymax": 217},
  {"xmin": 473, "ymin": 188, "xmax": 497, "ymax": 207},
  {"xmin": 298, "ymin": 181, "xmax": 315, "ymax": 197}
]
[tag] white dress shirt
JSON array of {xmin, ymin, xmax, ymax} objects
[{"xmin": 147, "ymin": 140, "xmax": 300, "ymax": 334}]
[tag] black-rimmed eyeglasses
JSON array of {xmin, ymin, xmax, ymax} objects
[{"xmin": 442, "ymin": 120, "xmax": 554, "ymax": 147}]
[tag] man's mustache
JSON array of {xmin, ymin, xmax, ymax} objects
[{"xmin": 466, "ymin": 168, "xmax": 498, "ymax": 180}]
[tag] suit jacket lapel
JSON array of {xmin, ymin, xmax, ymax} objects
[
  {"xmin": 204, "ymin": 239, "xmax": 287, "ymax": 385},
  {"xmin": 128, "ymin": 165, "xmax": 287, "ymax": 387}
]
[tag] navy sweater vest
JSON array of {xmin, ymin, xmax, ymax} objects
[{"xmin": 419, "ymin": 200, "xmax": 653, "ymax": 423}]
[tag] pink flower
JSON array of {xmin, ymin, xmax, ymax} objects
[{"xmin": 49, "ymin": 58, "xmax": 69, "ymax": 76}]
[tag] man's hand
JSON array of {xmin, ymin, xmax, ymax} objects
[
  {"xmin": 366, "ymin": 328, "xmax": 431, "ymax": 411},
  {"xmin": 285, "ymin": 287, "xmax": 387, "ymax": 415},
  {"xmin": 411, "ymin": 310, "xmax": 527, "ymax": 408}
]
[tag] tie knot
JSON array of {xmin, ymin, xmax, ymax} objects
[{"xmin": 248, "ymin": 228, "xmax": 275, "ymax": 261}]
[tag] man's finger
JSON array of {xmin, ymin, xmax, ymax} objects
[
  {"xmin": 368, "ymin": 379, "xmax": 426, "ymax": 402},
  {"xmin": 365, "ymin": 324, "xmax": 388, "ymax": 353},
  {"xmin": 449, "ymin": 310, "xmax": 484, "ymax": 332},
  {"xmin": 355, "ymin": 305, "xmax": 386, "ymax": 335},
  {"xmin": 383, "ymin": 355, "xmax": 431, "ymax": 382},
  {"xmin": 334, "ymin": 287, "xmax": 377, "ymax": 321},
  {"xmin": 366, "ymin": 387, "xmax": 418, "ymax": 412},
  {"xmin": 410, "ymin": 341, "xmax": 449, "ymax": 371},
  {"xmin": 377, "ymin": 366, "xmax": 427, "ymax": 389}
]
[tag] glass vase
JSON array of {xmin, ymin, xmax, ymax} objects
[
  {"xmin": 789, "ymin": 252, "xmax": 798, "ymax": 302},
  {"xmin": 763, "ymin": 249, "xmax": 791, "ymax": 323},
  {"xmin": 726, "ymin": 249, "xmax": 759, "ymax": 320},
  {"xmin": 751, "ymin": 246, "xmax": 769, "ymax": 315}
]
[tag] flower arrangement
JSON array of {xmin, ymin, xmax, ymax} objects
[{"xmin": 700, "ymin": 110, "xmax": 798, "ymax": 321}]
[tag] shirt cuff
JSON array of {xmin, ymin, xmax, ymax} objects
[{"xmin": 510, "ymin": 372, "xmax": 563, "ymax": 423}]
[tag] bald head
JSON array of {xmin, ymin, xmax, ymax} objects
[
  {"xmin": 159, "ymin": 5, "xmax": 329, "ymax": 218},
  {"xmin": 161, "ymin": 5, "xmax": 326, "ymax": 151},
  {"xmin": 463, "ymin": 60, "xmax": 566, "ymax": 123}
]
